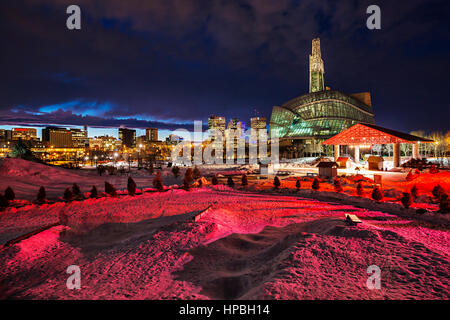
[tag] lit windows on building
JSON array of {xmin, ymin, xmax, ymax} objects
[
  {"xmin": 0, "ymin": 129, "xmax": 12, "ymax": 142},
  {"xmin": 70, "ymin": 128, "xmax": 88, "ymax": 148},
  {"xmin": 12, "ymin": 128, "xmax": 37, "ymax": 141},
  {"xmin": 90, "ymin": 135, "xmax": 120, "ymax": 151},
  {"xmin": 146, "ymin": 127, "xmax": 158, "ymax": 142},
  {"xmin": 208, "ymin": 115, "xmax": 226, "ymax": 136},
  {"xmin": 119, "ymin": 128, "xmax": 136, "ymax": 149},
  {"xmin": 250, "ymin": 117, "xmax": 267, "ymax": 131},
  {"xmin": 42, "ymin": 127, "xmax": 73, "ymax": 148}
]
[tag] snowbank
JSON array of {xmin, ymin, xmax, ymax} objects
[{"xmin": 0, "ymin": 187, "xmax": 448, "ymax": 299}]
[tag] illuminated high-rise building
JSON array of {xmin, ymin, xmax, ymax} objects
[
  {"xmin": 226, "ymin": 118, "xmax": 244, "ymax": 137},
  {"xmin": 309, "ymin": 38, "xmax": 325, "ymax": 93},
  {"xmin": 90, "ymin": 135, "xmax": 120, "ymax": 151},
  {"xmin": 0, "ymin": 130, "xmax": 12, "ymax": 146},
  {"xmin": 208, "ymin": 115, "xmax": 226, "ymax": 136},
  {"xmin": 42, "ymin": 127, "xmax": 72, "ymax": 148},
  {"xmin": 12, "ymin": 128, "xmax": 37, "ymax": 141},
  {"xmin": 119, "ymin": 128, "xmax": 136, "ymax": 148},
  {"xmin": 146, "ymin": 127, "xmax": 158, "ymax": 142},
  {"xmin": 250, "ymin": 117, "xmax": 267, "ymax": 131},
  {"xmin": 70, "ymin": 128, "xmax": 88, "ymax": 148}
]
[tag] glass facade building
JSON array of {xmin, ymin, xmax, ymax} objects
[
  {"xmin": 269, "ymin": 38, "xmax": 375, "ymax": 158},
  {"xmin": 270, "ymin": 90, "xmax": 375, "ymax": 140}
]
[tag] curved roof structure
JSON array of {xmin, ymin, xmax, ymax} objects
[
  {"xmin": 270, "ymin": 90, "xmax": 375, "ymax": 140},
  {"xmin": 323, "ymin": 123, "xmax": 434, "ymax": 145}
]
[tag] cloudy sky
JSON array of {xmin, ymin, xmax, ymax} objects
[{"xmin": 0, "ymin": 0, "xmax": 449, "ymax": 138}]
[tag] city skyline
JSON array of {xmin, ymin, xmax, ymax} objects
[{"xmin": 0, "ymin": 114, "xmax": 268, "ymax": 141}]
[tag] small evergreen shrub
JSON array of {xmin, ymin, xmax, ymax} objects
[
  {"xmin": 411, "ymin": 185, "xmax": 418, "ymax": 199},
  {"xmin": 105, "ymin": 182, "xmax": 117, "ymax": 197},
  {"xmin": 274, "ymin": 176, "xmax": 281, "ymax": 189},
  {"xmin": 439, "ymin": 193, "xmax": 449, "ymax": 214},
  {"xmin": 63, "ymin": 188, "xmax": 73, "ymax": 202},
  {"xmin": 127, "ymin": 177, "xmax": 137, "ymax": 196},
  {"xmin": 429, "ymin": 164, "xmax": 439, "ymax": 174},
  {"xmin": 37, "ymin": 186, "xmax": 46, "ymax": 203},
  {"xmin": 5, "ymin": 187, "xmax": 15, "ymax": 201},
  {"xmin": 333, "ymin": 178, "xmax": 343, "ymax": 193},
  {"xmin": 183, "ymin": 176, "xmax": 191, "ymax": 190},
  {"xmin": 90, "ymin": 185, "xmax": 98, "ymax": 198},
  {"xmin": 227, "ymin": 176, "xmax": 235, "ymax": 188},
  {"xmin": 72, "ymin": 183, "xmax": 81, "ymax": 196},
  {"xmin": 312, "ymin": 178, "xmax": 320, "ymax": 191},
  {"xmin": 401, "ymin": 192, "xmax": 413, "ymax": 209},
  {"xmin": 0, "ymin": 194, "xmax": 9, "ymax": 209},
  {"xmin": 241, "ymin": 174, "xmax": 248, "ymax": 187},
  {"xmin": 172, "ymin": 166, "xmax": 180, "ymax": 178},
  {"xmin": 212, "ymin": 176, "xmax": 219, "ymax": 185},
  {"xmin": 356, "ymin": 182, "xmax": 364, "ymax": 196},
  {"xmin": 372, "ymin": 185, "xmax": 383, "ymax": 201},
  {"xmin": 296, "ymin": 179, "xmax": 301, "ymax": 190},
  {"xmin": 432, "ymin": 185, "xmax": 445, "ymax": 199},
  {"xmin": 153, "ymin": 173, "xmax": 164, "ymax": 191}
]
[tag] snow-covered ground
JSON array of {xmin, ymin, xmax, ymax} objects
[{"xmin": 0, "ymin": 159, "xmax": 449, "ymax": 300}]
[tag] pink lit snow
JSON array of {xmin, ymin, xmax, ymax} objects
[{"xmin": 0, "ymin": 159, "xmax": 449, "ymax": 299}]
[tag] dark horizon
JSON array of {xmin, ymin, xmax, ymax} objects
[{"xmin": 1, "ymin": 0, "xmax": 449, "ymax": 134}]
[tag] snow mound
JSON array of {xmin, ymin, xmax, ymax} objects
[
  {"xmin": 0, "ymin": 158, "xmax": 79, "ymax": 181},
  {"xmin": 402, "ymin": 171, "xmax": 450, "ymax": 191}
]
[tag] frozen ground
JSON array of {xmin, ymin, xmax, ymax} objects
[{"xmin": 0, "ymin": 159, "xmax": 449, "ymax": 300}]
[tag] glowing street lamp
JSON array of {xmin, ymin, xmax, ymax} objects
[
  {"xmin": 113, "ymin": 152, "xmax": 119, "ymax": 167},
  {"xmin": 434, "ymin": 141, "xmax": 438, "ymax": 158}
]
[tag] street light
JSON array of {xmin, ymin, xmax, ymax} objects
[
  {"xmin": 138, "ymin": 144, "xmax": 143, "ymax": 168},
  {"xmin": 434, "ymin": 141, "xmax": 438, "ymax": 159},
  {"xmin": 114, "ymin": 152, "xmax": 119, "ymax": 167}
]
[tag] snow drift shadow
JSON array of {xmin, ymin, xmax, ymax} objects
[
  {"xmin": 176, "ymin": 217, "xmax": 450, "ymax": 300},
  {"xmin": 59, "ymin": 209, "xmax": 204, "ymax": 258},
  {"xmin": 174, "ymin": 218, "xmax": 382, "ymax": 300}
]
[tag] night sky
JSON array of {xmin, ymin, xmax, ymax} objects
[{"xmin": 1, "ymin": 0, "xmax": 449, "ymax": 138}]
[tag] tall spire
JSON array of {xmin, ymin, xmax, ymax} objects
[{"xmin": 309, "ymin": 38, "xmax": 325, "ymax": 93}]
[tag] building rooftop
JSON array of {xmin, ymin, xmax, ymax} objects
[{"xmin": 323, "ymin": 123, "xmax": 434, "ymax": 145}]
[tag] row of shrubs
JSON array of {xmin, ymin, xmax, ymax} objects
[
  {"xmin": 1, "ymin": 173, "xmax": 448, "ymax": 214},
  {"xmin": 0, "ymin": 167, "xmax": 204, "ymax": 208},
  {"xmin": 276, "ymin": 176, "xmax": 448, "ymax": 214},
  {"xmin": 405, "ymin": 164, "xmax": 440, "ymax": 181}
]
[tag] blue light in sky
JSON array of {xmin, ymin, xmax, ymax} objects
[
  {"xmin": 39, "ymin": 100, "xmax": 113, "ymax": 117},
  {"xmin": 0, "ymin": 125, "xmax": 174, "ymax": 141}
]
